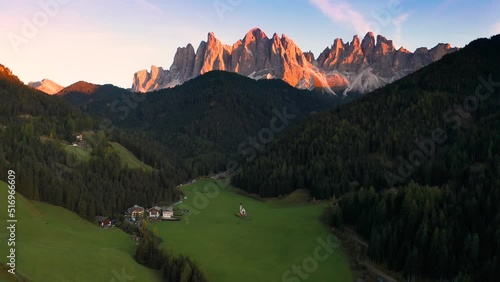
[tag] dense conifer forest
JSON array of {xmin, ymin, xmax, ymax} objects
[
  {"xmin": 0, "ymin": 67, "xmax": 182, "ymax": 219},
  {"xmin": 58, "ymin": 71, "xmax": 340, "ymax": 177},
  {"xmin": 233, "ymin": 35, "xmax": 500, "ymax": 280}
]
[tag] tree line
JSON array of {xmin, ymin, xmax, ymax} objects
[{"xmin": 135, "ymin": 226, "xmax": 207, "ymax": 282}]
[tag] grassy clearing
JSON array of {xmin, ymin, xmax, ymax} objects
[
  {"xmin": 82, "ymin": 131, "xmax": 96, "ymax": 143},
  {"xmin": 268, "ymin": 189, "xmax": 312, "ymax": 206},
  {"xmin": 0, "ymin": 181, "xmax": 159, "ymax": 282},
  {"xmin": 0, "ymin": 267, "xmax": 24, "ymax": 281},
  {"xmin": 151, "ymin": 179, "xmax": 352, "ymax": 282},
  {"xmin": 64, "ymin": 145, "xmax": 91, "ymax": 161},
  {"xmin": 110, "ymin": 142, "xmax": 153, "ymax": 171},
  {"xmin": 62, "ymin": 131, "xmax": 152, "ymax": 171}
]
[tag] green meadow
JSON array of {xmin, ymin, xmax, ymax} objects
[
  {"xmin": 151, "ymin": 179, "xmax": 352, "ymax": 282},
  {"xmin": 0, "ymin": 181, "xmax": 159, "ymax": 282},
  {"xmin": 63, "ymin": 131, "xmax": 153, "ymax": 171},
  {"xmin": 110, "ymin": 142, "xmax": 153, "ymax": 171}
]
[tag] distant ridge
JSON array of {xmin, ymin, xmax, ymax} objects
[{"xmin": 28, "ymin": 79, "xmax": 64, "ymax": 95}]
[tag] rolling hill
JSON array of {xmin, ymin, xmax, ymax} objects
[{"xmin": 0, "ymin": 181, "xmax": 160, "ymax": 282}]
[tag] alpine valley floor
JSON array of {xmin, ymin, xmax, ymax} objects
[{"xmin": 150, "ymin": 178, "xmax": 352, "ymax": 282}]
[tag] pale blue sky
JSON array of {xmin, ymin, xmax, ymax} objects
[{"xmin": 1, "ymin": 0, "xmax": 498, "ymax": 88}]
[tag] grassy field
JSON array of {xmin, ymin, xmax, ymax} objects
[
  {"xmin": 110, "ymin": 142, "xmax": 153, "ymax": 171},
  {"xmin": 64, "ymin": 131, "xmax": 152, "ymax": 171},
  {"xmin": 64, "ymin": 145, "xmax": 91, "ymax": 161},
  {"xmin": 151, "ymin": 179, "xmax": 352, "ymax": 282},
  {"xmin": 0, "ymin": 181, "xmax": 159, "ymax": 282},
  {"xmin": 0, "ymin": 267, "xmax": 23, "ymax": 282}
]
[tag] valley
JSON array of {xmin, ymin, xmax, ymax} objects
[
  {"xmin": 149, "ymin": 179, "xmax": 352, "ymax": 282},
  {"xmin": 0, "ymin": 2, "xmax": 498, "ymax": 280}
]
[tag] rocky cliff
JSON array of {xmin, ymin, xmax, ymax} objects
[{"xmin": 132, "ymin": 28, "xmax": 458, "ymax": 94}]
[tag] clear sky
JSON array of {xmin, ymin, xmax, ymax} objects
[{"xmin": 1, "ymin": 0, "xmax": 499, "ymax": 88}]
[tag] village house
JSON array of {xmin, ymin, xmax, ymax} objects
[
  {"xmin": 75, "ymin": 133, "xmax": 83, "ymax": 141},
  {"xmin": 95, "ymin": 216, "xmax": 111, "ymax": 228},
  {"xmin": 161, "ymin": 206, "xmax": 174, "ymax": 219},
  {"xmin": 127, "ymin": 205, "xmax": 144, "ymax": 220},
  {"xmin": 148, "ymin": 206, "xmax": 161, "ymax": 218}
]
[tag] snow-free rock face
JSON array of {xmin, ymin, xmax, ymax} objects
[
  {"xmin": 27, "ymin": 79, "xmax": 64, "ymax": 95},
  {"xmin": 132, "ymin": 28, "xmax": 458, "ymax": 94}
]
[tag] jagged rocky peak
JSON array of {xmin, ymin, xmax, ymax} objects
[
  {"xmin": 243, "ymin": 28, "xmax": 269, "ymax": 42},
  {"xmin": 171, "ymin": 44, "xmax": 196, "ymax": 77},
  {"xmin": 351, "ymin": 35, "xmax": 361, "ymax": 47},
  {"xmin": 375, "ymin": 35, "xmax": 395, "ymax": 53},
  {"xmin": 361, "ymin": 32, "xmax": 376, "ymax": 49},
  {"xmin": 132, "ymin": 28, "xmax": 458, "ymax": 95},
  {"xmin": 398, "ymin": 47, "xmax": 411, "ymax": 53},
  {"xmin": 304, "ymin": 51, "xmax": 315, "ymax": 64},
  {"xmin": 429, "ymin": 43, "xmax": 459, "ymax": 61},
  {"xmin": 271, "ymin": 32, "xmax": 281, "ymax": 43}
]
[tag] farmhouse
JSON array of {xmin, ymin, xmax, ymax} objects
[
  {"xmin": 161, "ymin": 206, "xmax": 174, "ymax": 219},
  {"xmin": 148, "ymin": 206, "xmax": 161, "ymax": 218},
  {"xmin": 127, "ymin": 205, "xmax": 145, "ymax": 220},
  {"xmin": 95, "ymin": 216, "xmax": 111, "ymax": 227}
]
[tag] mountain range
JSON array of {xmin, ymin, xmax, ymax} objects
[{"xmin": 132, "ymin": 28, "xmax": 458, "ymax": 94}]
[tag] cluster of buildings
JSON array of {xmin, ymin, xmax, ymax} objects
[
  {"xmin": 126, "ymin": 204, "xmax": 175, "ymax": 222},
  {"xmin": 94, "ymin": 204, "xmax": 176, "ymax": 229},
  {"xmin": 71, "ymin": 133, "xmax": 90, "ymax": 149}
]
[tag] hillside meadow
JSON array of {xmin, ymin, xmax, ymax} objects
[
  {"xmin": 0, "ymin": 181, "xmax": 159, "ymax": 282},
  {"xmin": 150, "ymin": 179, "xmax": 352, "ymax": 282}
]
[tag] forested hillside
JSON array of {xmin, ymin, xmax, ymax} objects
[
  {"xmin": 233, "ymin": 35, "xmax": 500, "ymax": 281},
  {"xmin": 59, "ymin": 71, "xmax": 340, "ymax": 176},
  {"xmin": 0, "ymin": 65, "xmax": 182, "ymax": 219}
]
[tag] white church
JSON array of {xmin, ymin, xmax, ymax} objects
[{"xmin": 239, "ymin": 203, "xmax": 247, "ymax": 216}]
